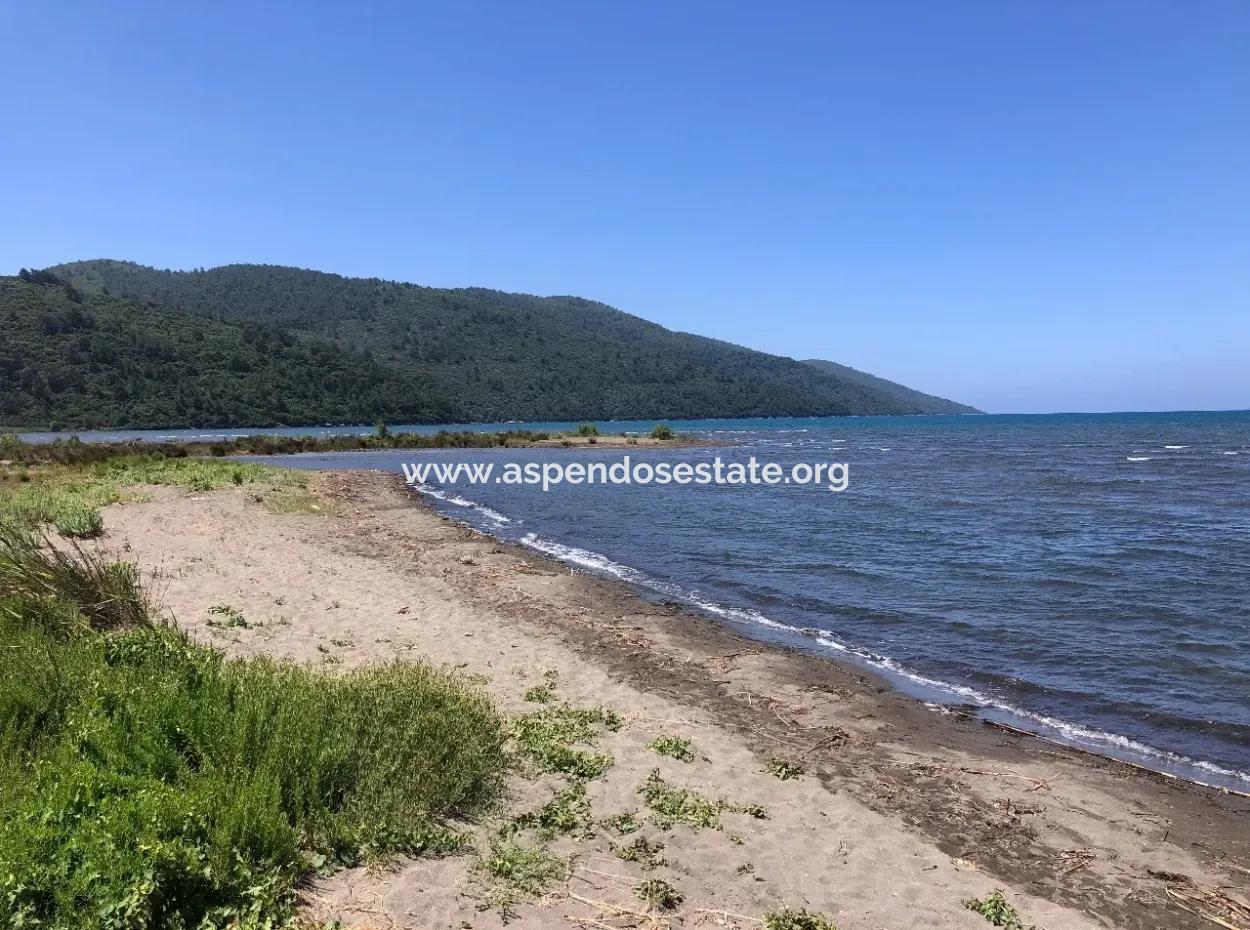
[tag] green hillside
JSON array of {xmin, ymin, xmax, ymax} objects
[
  {"xmin": 800, "ymin": 359, "xmax": 978, "ymax": 415},
  {"xmin": 0, "ymin": 273, "xmax": 449, "ymax": 429},
  {"xmin": 49, "ymin": 260, "xmax": 977, "ymax": 422}
]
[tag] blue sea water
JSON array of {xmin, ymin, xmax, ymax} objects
[{"xmin": 62, "ymin": 411, "xmax": 1250, "ymax": 789}]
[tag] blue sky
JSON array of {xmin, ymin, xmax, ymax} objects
[{"xmin": 2, "ymin": 1, "xmax": 1247, "ymax": 413}]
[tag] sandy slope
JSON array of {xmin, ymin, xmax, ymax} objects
[{"xmin": 98, "ymin": 471, "xmax": 1249, "ymax": 930}]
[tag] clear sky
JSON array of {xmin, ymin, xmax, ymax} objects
[{"xmin": 2, "ymin": 2, "xmax": 1247, "ymax": 413}]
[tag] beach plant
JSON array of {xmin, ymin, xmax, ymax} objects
[
  {"xmin": 51, "ymin": 502, "xmax": 104, "ymax": 538},
  {"xmin": 576, "ymin": 423, "xmax": 600, "ymax": 437},
  {"xmin": 206, "ymin": 603, "xmax": 250, "ymax": 628},
  {"xmin": 0, "ymin": 522, "xmax": 150, "ymax": 633},
  {"xmin": 963, "ymin": 890, "xmax": 1030, "ymax": 929},
  {"xmin": 508, "ymin": 783, "xmax": 594, "ymax": 839},
  {"xmin": 764, "ymin": 756, "xmax": 806, "ymax": 780},
  {"xmin": 635, "ymin": 877, "xmax": 683, "ymax": 910},
  {"xmin": 511, "ymin": 703, "xmax": 622, "ymax": 781},
  {"xmin": 637, "ymin": 769, "xmax": 723, "ymax": 830},
  {"xmin": 614, "ymin": 835, "xmax": 666, "ymax": 870},
  {"xmin": 476, "ymin": 839, "xmax": 567, "ymax": 910},
  {"xmin": 0, "ymin": 527, "xmax": 509, "ymax": 930},
  {"xmin": 637, "ymin": 770, "xmax": 766, "ymax": 831},
  {"xmin": 647, "ymin": 733, "xmax": 696, "ymax": 763},
  {"xmin": 763, "ymin": 908, "xmax": 838, "ymax": 930},
  {"xmin": 523, "ymin": 669, "xmax": 559, "ymax": 703},
  {"xmin": 600, "ymin": 810, "xmax": 643, "ymax": 835},
  {"xmin": 649, "ymin": 424, "xmax": 674, "ymax": 440},
  {"xmin": 0, "ymin": 455, "xmax": 304, "ymax": 534}
]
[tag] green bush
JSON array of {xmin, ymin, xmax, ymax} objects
[
  {"xmin": 575, "ymin": 423, "xmax": 600, "ymax": 437},
  {"xmin": 0, "ymin": 528, "xmax": 508, "ymax": 930},
  {"xmin": 51, "ymin": 503, "xmax": 103, "ymax": 538},
  {"xmin": 649, "ymin": 424, "xmax": 673, "ymax": 440}
]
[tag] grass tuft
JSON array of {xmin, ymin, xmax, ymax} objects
[{"xmin": 51, "ymin": 502, "xmax": 103, "ymax": 538}]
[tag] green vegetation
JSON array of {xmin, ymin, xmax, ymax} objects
[
  {"xmin": 802, "ymin": 358, "xmax": 978, "ymax": 416},
  {"xmin": 0, "ymin": 526, "xmax": 508, "ymax": 930},
  {"xmin": 637, "ymin": 770, "xmax": 766, "ymax": 831},
  {"xmin": 963, "ymin": 891, "xmax": 1031, "ymax": 929},
  {"xmin": 0, "ymin": 430, "xmax": 565, "ymax": 470},
  {"xmin": 1, "ymin": 274, "xmax": 448, "ymax": 429},
  {"xmin": 614, "ymin": 835, "xmax": 666, "ymax": 870},
  {"xmin": 575, "ymin": 422, "xmax": 600, "ymax": 437},
  {"xmin": 646, "ymin": 733, "xmax": 696, "ymax": 763},
  {"xmin": 206, "ymin": 603, "xmax": 250, "ymax": 629},
  {"xmin": 476, "ymin": 839, "xmax": 567, "ymax": 911},
  {"xmin": 21, "ymin": 260, "xmax": 978, "ymax": 426},
  {"xmin": 600, "ymin": 810, "xmax": 643, "ymax": 835},
  {"xmin": 511, "ymin": 704, "xmax": 622, "ymax": 782},
  {"xmin": 523, "ymin": 670, "xmax": 559, "ymax": 704},
  {"xmin": 649, "ymin": 423, "xmax": 674, "ymax": 440},
  {"xmin": 634, "ymin": 878, "xmax": 683, "ymax": 910},
  {"xmin": 0, "ymin": 454, "xmax": 303, "ymax": 536},
  {"xmin": 51, "ymin": 501, "xmax": 103, "ymax": 538},
  {"xmin": 764, "ymin": 756, "xmax": 806, "ymax": 780},
  {"xmin": 509, "ymin": 784, "xmax": 594, "ymax": 839},
  {"xmin": 637, "ymin": 769, "xmax": 724, "ymax": 830},
  {"xmin": 763, "ymin": 908, "xmax": 839, "ymax": 930}
]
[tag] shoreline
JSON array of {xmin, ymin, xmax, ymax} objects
[
  {"xmin": 97, "ymin": 468, "xmax": 1250, "ymax": 929},
  {"xmin": 402, "ymin": 469, "xmax": 1249, "ymax": 795}
]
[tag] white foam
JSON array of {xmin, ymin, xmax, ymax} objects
[
  {"xmin": 1164, "ymin": 445, "xmax": 1188, "ymax": 450},
  {"xmin": 517, "ymin": 532, "xmax": 1250, "ymax": 789},
  {"xmin": 1222, "ymin": 451, "xmax": 1238, "ymax": 456},
  {"xmin": 1126, "ymin": 456, "xmax": 1152, "ymax": 462},
  {"xmin": 410, "ymin": 484, "xmax": 512, "ymax": 525}
]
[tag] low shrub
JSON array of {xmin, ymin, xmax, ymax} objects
[
  {"xmin": 51, "ymin": 502, "xmax": 103, "ymax": 538},
  {"xmin": 0, "ymin": 528, "xmax": 508, "ymax": 930}
]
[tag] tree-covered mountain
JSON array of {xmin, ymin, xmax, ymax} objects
[
  {"xmin": 44, "ymin": 259, "xmax": 978, "ymax": 424},
  {"xmin": 800, "ymin": 359, "xmax": 977, "ymax": 415},
  {"xmin": 0, "ymin": 274, "xmax": 449, "ymax": 430}
]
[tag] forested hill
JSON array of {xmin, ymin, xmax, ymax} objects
[
  {"xmin": 0, "ymin": 274, "xmax": 449, "ymax": 430},
  {"xmin": 46, "ymin": 259, "xmax": 979, "ymax": 424},
  {"xmin": 801, "ymin": 359, "xmax": 978, "ymax": 415}
]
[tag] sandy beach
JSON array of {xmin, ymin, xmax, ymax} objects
[{"xmin": 94, "ymin": 469, "xmax": 1249, "ymax": 930}]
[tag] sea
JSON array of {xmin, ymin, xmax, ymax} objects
[{"xmin": 26, "ymin": 411, "xmax": 1250, "ymax": 790}]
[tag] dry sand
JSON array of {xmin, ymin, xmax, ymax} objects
[{"xmin": 98, "ymin": 470, "xmax": 1249, "ymax": 930}]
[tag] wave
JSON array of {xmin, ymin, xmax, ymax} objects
[
  {"xmin": 409, "ymin": 483, "xmax": 513, "ymax": 525},
  {"xmin": 1126, "ymin": 456, "xmax": 1152, "ymax": 462},
  {"xmin": 1164, "ymin": 445, "xmax": 1189, "ymax": 450},
  {"xmin": 517, "ymin": 532, "xmax": 1250, "ymax": 790}
]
